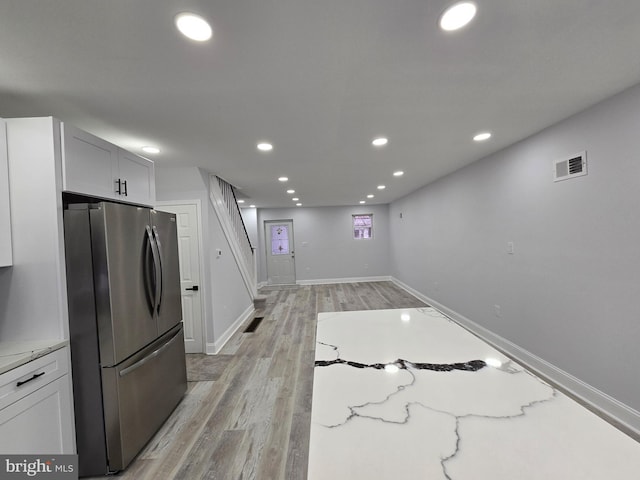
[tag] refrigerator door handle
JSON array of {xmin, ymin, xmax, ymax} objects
[
  {"xmin": 143, "ymin": 225, "xmax": 156, "ymax": 313},
  {"xmin": 152, "ymin": 226, "xmax": 164, "ymax": 314},
  {"xmin": 118, "ymin": 328, "xmax": 183, "ymax": 377},
  {"xmin": 146, "ymin": 225, "xmax": 162, "ymax": 315}
]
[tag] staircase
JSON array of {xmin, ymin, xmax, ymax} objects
[{"xmin": 209, "ymin": 175, "xmax": 258, "ymax": 298}]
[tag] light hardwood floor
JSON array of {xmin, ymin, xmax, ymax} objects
[{"xmin": 111, "ymin": 282, "xmax": 426, "ymax": 480}]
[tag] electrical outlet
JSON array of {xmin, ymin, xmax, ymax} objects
[
  {"xmin": 494, "ymin": 304, "xmax": 502, "ymax": 317},
  {"xmin": 507, "ymin": 242, "xmax": 514, "ymax": 254}
]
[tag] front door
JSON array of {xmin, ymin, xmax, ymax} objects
[
  {"xmin": 265, "ymin": 220, "xmax": 296, "ymax": 284},
  {"xmin": 156, "ymin": 202, "xmax": 204, "ymax": 354}
]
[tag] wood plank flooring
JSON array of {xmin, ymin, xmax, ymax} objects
[{"xmin": 110, "ymin": 282, "xmax": 426, "ymax": 480}]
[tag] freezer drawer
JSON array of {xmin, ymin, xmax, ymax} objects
[{"xmin": 101, "ymin": 324, "xmax": 187, "ymax": 473}]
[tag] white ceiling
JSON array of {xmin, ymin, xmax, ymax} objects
[{"xmin": 2, "ymin": 1, "xmax": 640, "ymax": 207}]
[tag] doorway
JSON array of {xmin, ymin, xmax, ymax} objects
[
  {"xmin": 265, "ymin": 220, "xmax": 296, "ymax": 285},
  {"xmin": 156, "ymin": 201, "xmax": 205, "ymax": 354}
]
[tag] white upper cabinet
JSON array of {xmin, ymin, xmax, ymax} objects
[
  {"xmin": 0, "ymin": 118, "xmax": 12, "ymax": 267},
  {"xmin": 61, "ymin": 123, "xmax": 155, "ymax": 206},
  {"xmin": 61, "ymin": 123, "xmax": 119, "ymax": 199},
  {"xmin": 117, "ymin": 148, "xmax": 156, "ymax": 206}
]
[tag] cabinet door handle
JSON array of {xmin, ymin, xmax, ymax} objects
[
  {"xmin": 16, "ymin": 371, "xmax": 45, "ymax": 387},
  {"xmin": 115, "ymin": 178, "xmax": 122, "ymax": 195},
  {"xmin": 122, "ymin": 180, "xmax": 128, "ymax": 196}
]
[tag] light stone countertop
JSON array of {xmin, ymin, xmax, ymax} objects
[
  {"xmin": 308, "ymin": 307, "xmax": 640, "ymax": 480},
  {"xmin": 0, "ymin": 339, "xmax": 69, "ymax": 375}
]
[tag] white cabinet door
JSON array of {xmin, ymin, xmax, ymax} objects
[
  {"xmin": 118, "ymin": 149, "xmax": 156, "ymax": 206},
  {"xmin": 61, "ymin": 122, "xmax": 119, "ymax": 200},
  {"xmin": 61, "ymin": 122, "xmax": 155, "ymax": 206},
  {"xmin": 0, "ymin": 118, "xmax": 12, "ymax": 267},
  {"xmin": 0, "ymin": 375, "xmax": 75, "ymax": 454}
]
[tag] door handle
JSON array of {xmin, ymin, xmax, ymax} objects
[
  {"xmin": 146, "ymin": 225, "xmax": 162, "ymax": 315},
  {"xmin": 186, "ymin": 285, "xmax": 199, "ymax": 291},
  {"xmin": 152, "ymin": 226, "xmax": 164, "ymax": 313},
  {"xmin": 119, "ymin": 328, "xmax": 182, "ymax": 377}
]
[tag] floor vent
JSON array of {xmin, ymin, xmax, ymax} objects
[
  {"xmin": 244, "ymin": 316, "xmax": 264, "ymax": 333},
  {"xmin": 554, "ymin": 151, "xmax": 587, "ymax": 182}
]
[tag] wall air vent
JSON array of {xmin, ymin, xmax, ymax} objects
[{"xmin": 554, "ymin": 151, "xmax": 587, "ymax": 182}]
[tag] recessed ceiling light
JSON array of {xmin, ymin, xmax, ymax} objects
[
  {"xmin": 292, "ymin": 197, "xmax": 299, "ymax": 201},
  {"xmin": 296, "ymin": 203, "xmax": 302, "ymax": 207},
  {"xmin": 359, "ymin": 200, "xmax": 366, "ymax": 204},
  {"xmin": 439, "ymin": 2, "xmax": 477, "ymax": 31},
  {"xmin": 393, "ymin": 171, "xmax": 404, "ymax": 177},
  {"xmin": 237, "ymin": 199, "xmax": 245, "ymax": 204},
  {"xmin": 377, "ymin": 185, "xmax": 386, "ymax": 190},
  {"xmin": 400, "ymin": 312, "xmax": 411, "ymax": 322},
  {"xmin": 257, "ymin": 142, "xmax": 273, "ymax": 152},
  {"xmin": 367, "ymin": 194, "xmax": 374, "ymax": 198},
  {"xmin": 142, "ymin": 146, "xmax": 160, "ymax": 154},
  {"xmin": 473, "ymin": 132, "xmax": 492, "ymax": 142},
  {"xmin": 372, "ymin": 137, "xmax": 388, "ymax": 147},
  {"xmin": 175, "ymin": 13, "xmax": 213, "ymax": 42},
  {"xmin": 250, "ymin": 204, "xmax": 256, "ymax": 208},
  {"xmin": 278, "ymin": 176, "xmax": 288, "ymax": 182},
  {"xmin": 287, "ymin": 189, "xmax": 295, "ymax": 194}
]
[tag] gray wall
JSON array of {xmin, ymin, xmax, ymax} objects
[
  {"xmin": 240, "ymin": 207, "xmax": 259, "ymax": 248},
  {"xmin": 156, "ymin": 166, "xmax": 252, "ymax": 350},
  {"xmin": 257, "ymin": 205, "xmax": 390, "ymax": 283},
  {"xmin": 390, "ymin": 83, "xmax": 640, "ymax": 412}
]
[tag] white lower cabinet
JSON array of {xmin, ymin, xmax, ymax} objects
[
  {"xmin": 0, "ymin": 376, "xmax": 74, "ymax": 454},
  {"xmin": 0, "ymin": 348, "xmax": 75, "ymax": 454}
]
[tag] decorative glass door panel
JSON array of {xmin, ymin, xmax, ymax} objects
[
  {"xmin": 265, "ymin": 220, "xmax": 296, "ymax": 284},
  {"xmin": 271, "ymin": 225, "xmax": 290, "ymax": 255}
]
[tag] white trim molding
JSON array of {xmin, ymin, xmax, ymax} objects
[
  {"xmin": 296, "ymin": 275, "xmax": 392, "ymax": 286},
  {"xmin": 208, "ymin": 304, "xmax": 255, "ymax": 354},
  {"xmin": 391, "ymin": 277, "xmax": 640, "ymax": 440}
]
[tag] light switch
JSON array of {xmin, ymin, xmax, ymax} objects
[{"xmin": 507, "ymin": 242, "xmax": 514, "ymax": 254}]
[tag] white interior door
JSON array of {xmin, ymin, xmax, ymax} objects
[
  {"xmin": 156, "ymin": 202, "xmax": 204, "ymax": 353},
  {"xmin": 265, "ymin": 220, "xmax": 296, "ymax": 284}
]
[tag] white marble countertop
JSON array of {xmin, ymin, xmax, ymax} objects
[
  {"xmin": 0, "ymin": 339, "xmax": 68, "ymax": 375},
  {"xmin": 308, "ymin": 307, "xmax": 640, "ymax": 480}
]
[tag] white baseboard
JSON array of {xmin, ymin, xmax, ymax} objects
[
  {"xmin": 206, "ymin": 304, "xmax": 255, "ymax": 355},
  {"xmin": 297, "ymin": 275, "xmax": 392, "ymax": 286},
  {"xmin": 391, "ymin": 277, "xmax": 640, "ymax": 439}
]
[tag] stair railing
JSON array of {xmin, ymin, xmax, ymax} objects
[{"xmin": 209, "ymin": 175, "xmax": 257, "ymax": 297}]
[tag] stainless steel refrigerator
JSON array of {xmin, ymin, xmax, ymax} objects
[{"xmin": 64, "ymin": 201, "xmax": 187, "ymax": 477}]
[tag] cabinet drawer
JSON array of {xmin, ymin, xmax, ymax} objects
[{"xmin": 0, "ymin": 347, "xmax": 69, "ymax": 411}]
